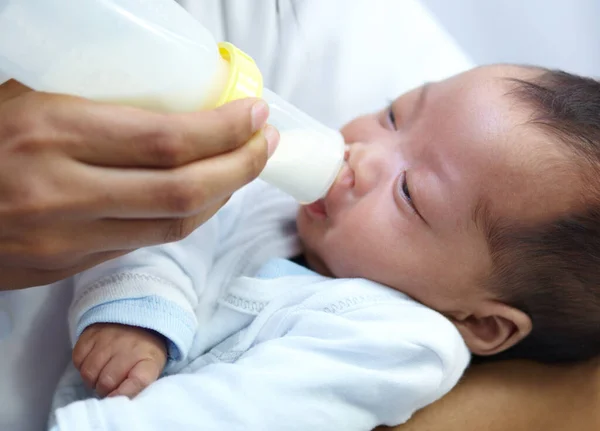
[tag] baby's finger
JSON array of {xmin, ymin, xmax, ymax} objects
[
  {"xmin": 78, "ymin": 346, "xmax": 113, "ymax": 391},
  {"xmin": 72, "ymin": 336, "xmax": 96, "ymax": 370},
  {"xmin": 95, "ymin": 354, "xmax": 137, "ymax": 398},
  {"xmin": 108, "ymin": 359, "xmax": 162, "ymax": 399}
]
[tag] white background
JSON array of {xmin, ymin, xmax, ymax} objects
[{"xmin": 421, "ymin": 0, "xmax": 600, "ymax": 77}]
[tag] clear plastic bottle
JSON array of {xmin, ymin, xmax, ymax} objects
[{"xmin": 0, "ymin": 0, "xmax": 344, "ymax": 203}]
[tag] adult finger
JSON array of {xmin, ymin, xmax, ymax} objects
[
  {"xmin": 41, "ymin": 95, "xmax": 271, "ymax": 168},
  {"xmin": 72, "ymin": 199, "xmax": 227, "ymax": 252},
  {"xmin": 79, "ymin": 128, "xmax": 275, "ymax": 219},
  {"xmin": 0, "ymin": 250, "xmax": 129, "ymax": 291},
  {"xmin": 0, "ymin": 196, "xmax": 225, "ymax": 275},
  {"xmin": 0, "ymin": 79, "xmax": 31, "ymax": 104}
]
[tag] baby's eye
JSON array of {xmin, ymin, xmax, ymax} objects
[
  {"xmin": 387, "ymin": 107, "xmax": 397, "ymax": 130},
  {"xmin": 401, "ymin": 174, "xmax": 412, "ymax": 206},
  {"xmin": 396, "ymin": 172, "xmax": 426, "ymax": 224}
]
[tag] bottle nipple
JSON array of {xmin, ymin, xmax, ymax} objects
[{"xmin": 259, "ymin": 129, "xmax": 345, "ymax": 204}]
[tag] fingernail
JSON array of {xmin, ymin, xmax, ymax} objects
[
  {"xmin": 263, "ymin": 125, "xmax": 280, "ymax": 157},
  {"xmin": 251, "ymin": 100, "xmax": 269, "ymax": 132}
]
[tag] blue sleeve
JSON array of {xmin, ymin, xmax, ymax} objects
[
  {"xmin": 77, "ymin": 296, "xmax": 197, "ymax": 363},
  {"xmin": 68, "ymin": 215, "xmax": 222, "ymax": 364}
]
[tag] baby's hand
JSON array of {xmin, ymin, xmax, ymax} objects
[{"xmin": 73, "ymin": 323, "xmax": 168, "ymax": 398}]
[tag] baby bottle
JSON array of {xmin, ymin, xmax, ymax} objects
[{"xmin": 0, "ymin": 0, "xmax": 344, "ymax": 203}]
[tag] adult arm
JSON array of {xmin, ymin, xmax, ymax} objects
[{"xmin": 383, "ymin": 357, "xmax": 600, "ymax": 431}]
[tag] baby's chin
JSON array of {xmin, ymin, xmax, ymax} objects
[
  {"xmin": 296, "ymin": 237, "xmax": 334, "ymax": 277},
  {"xmin": 295, "ymin": 208, "xmax": 336, "ymax": 277},
  {"xmin": 305, "ymin": 251, "xmax": 334, "ymax": 277}
]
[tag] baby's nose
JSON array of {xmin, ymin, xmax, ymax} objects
[
  {"xmin": 349, "ymin": 142, "xmax": 396, "ymax": 194},
  {"xmin": 344, "ymin": 145, "xmax": 351, "ymax": 161}
]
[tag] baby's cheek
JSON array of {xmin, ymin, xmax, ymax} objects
[{"xmin": 322, "ymin": 232, "xmax": 371, "ymax": 278}]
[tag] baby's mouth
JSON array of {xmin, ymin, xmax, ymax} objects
[
  {"xmin": 330, "ymin": 157, "xmax": 355, "ymax": 194},
  {"xmin": 304, "ymin": 144, "xmax": 354, "ymax": 220},
  {"xmin": 305, "ymin": 198, "xmax": 327, "ymax": 218}
]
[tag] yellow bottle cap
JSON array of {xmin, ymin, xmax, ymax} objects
[{"xmin": 215, "ymin": 42, "xmax": 263, "ymax": 107}]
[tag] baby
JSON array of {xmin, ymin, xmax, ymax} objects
[{"xmin": 50, "ymin": 65, "xmax": 600, "ymax": 431}]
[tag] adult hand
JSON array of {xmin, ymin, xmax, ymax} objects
[{"xmin": 0, "ymin": 80, "xmax": 278, "ymax": 289}]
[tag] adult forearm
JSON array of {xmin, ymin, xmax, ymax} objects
[{"xmin": 381, "ymin": 358, "xmax": 600, "ymax": 431}]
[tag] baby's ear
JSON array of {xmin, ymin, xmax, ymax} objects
[{"xmin": 450, "ymin": 302, "xmax": 532, "ymax": 356}]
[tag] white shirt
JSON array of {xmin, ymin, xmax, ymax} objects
[
  {"xmin": 0, "ymin": 1, "xmax": 473, "ymax": 430},
  {"xmin": 51, "ymin": 180, "xmax": 470, "ymax": 431}
]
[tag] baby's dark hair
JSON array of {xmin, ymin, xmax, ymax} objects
[{"xmin": 482, "ymin": 68, "xmax": 600, "ymax": 363}]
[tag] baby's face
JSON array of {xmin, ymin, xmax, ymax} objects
[{"xmin": 297, "ymin": 65, "xmax": 579, "ymax": 314}]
